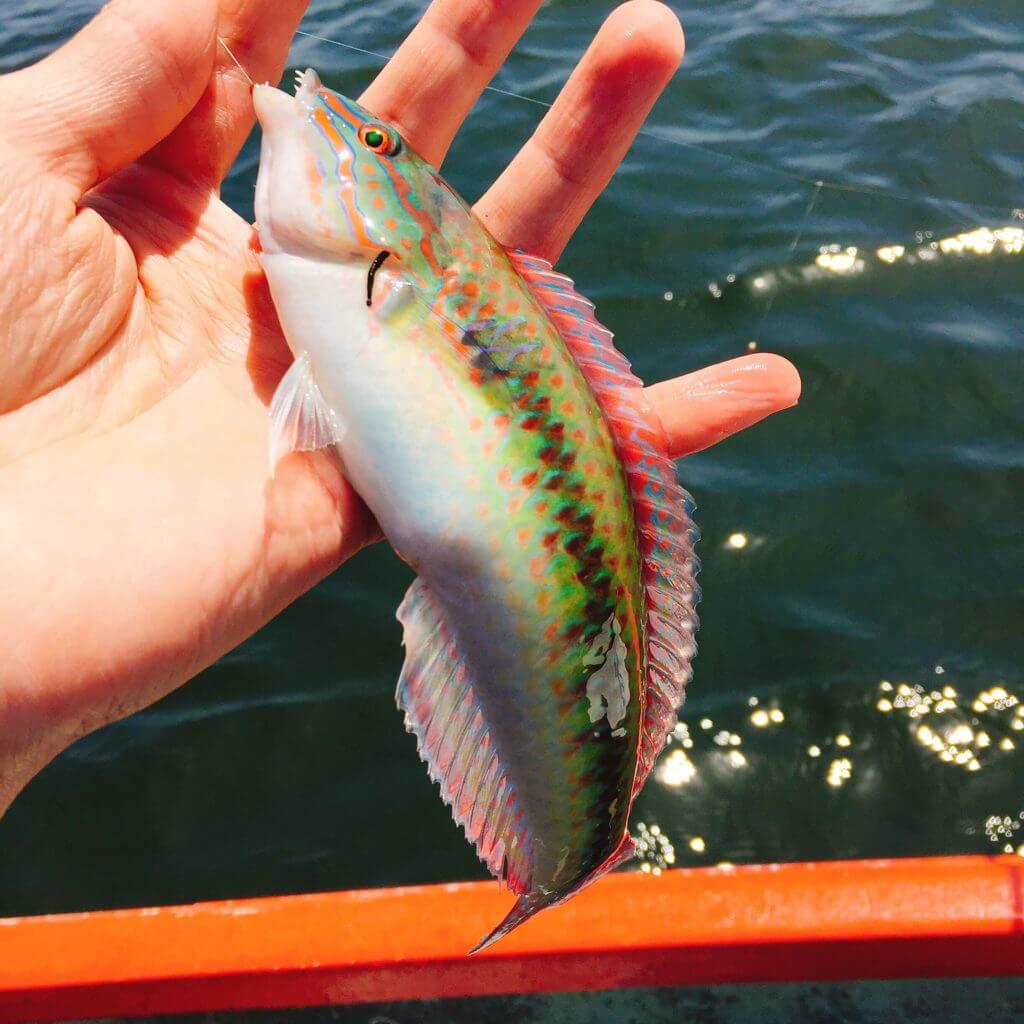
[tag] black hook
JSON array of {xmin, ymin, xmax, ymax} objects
[{"xmin": 366, "ymin": 250, "xmax": 392, "ymax": 307}]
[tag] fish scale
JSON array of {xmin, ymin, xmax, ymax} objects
[
  {"xmin": 363, "ymin": 245, "xmax": 645, "ymax": 896},
  {"xmin": 252, "ymin": 70, "xmax": 698, "ymax": 951}
]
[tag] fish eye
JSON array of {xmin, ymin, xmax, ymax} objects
[{"xmin": 358, "ymin": 123, "xmax": 401, "ymax": 157}]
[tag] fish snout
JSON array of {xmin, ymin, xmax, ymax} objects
[{"xmin": 252, "ymin": 84, "xmax": 299, "ymax": 133}]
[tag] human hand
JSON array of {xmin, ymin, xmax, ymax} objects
[{"xmin": 0, "ymin": 0, "xmax": 799, "ymax": 814}]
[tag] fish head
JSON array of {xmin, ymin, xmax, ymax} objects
[{"xmin": 254, "ymin": 70, "xmax": 474, "ymax": 292}]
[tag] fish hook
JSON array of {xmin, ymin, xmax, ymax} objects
[{"xmin": 366, "ymin": 250, "xmax": 392, "ymax": 306}]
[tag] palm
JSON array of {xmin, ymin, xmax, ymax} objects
[{"xmin": 0, "ymin": 0, "xmax": 798, "ymax": 813}]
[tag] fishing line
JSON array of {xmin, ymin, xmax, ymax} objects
[
  {"xmin": 218, "ymin": 36, "xmax": 254, "ymax": 86},
  {"xmin": 750, "ymin": 179, "xmax": 823, "ymax": 348},
  {"xmin": 293, "ymin": 28, "xmax": 1018, "ymax": 217},
  {"xmin": 292, "ymin": 25, "xmax": 1020, "ymax": 345}
]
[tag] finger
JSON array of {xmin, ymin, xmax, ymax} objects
[
  {"xmin": 475, "ymin": 0, "xmax": 683, "ymax": 261},
  {"xmin": 644, "ymin": 354, "xmax": 802, "ymax": 459},
  {"xmin": 2, "ymin": 0, "xmax": 218, "ymax": 194},
  {"xmin": 149, "ymin": 0, "xmax": 309, "ymax": 185},
  {"xmin": 360, "ymin": 0, "xmax": 544, "ymax": 166}
]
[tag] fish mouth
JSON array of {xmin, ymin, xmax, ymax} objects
[
  {"xmin": 252, "ymin": 84, "xmax": 295, "ymax": 256},
  {"xmin": 252, "ymin": 82, "xmax": 302, "ymax": 134},
  {"xmin": 251, "ymin": 69, "xmax": 320, "ymax": 127}
]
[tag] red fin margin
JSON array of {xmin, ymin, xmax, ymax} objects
[{"xmin": 508, "ymin": 250, "xmax": 700, "ymax": 795}]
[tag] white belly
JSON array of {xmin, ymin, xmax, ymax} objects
[{"xmin": 260, "ymin": 252, "xmax": 498, "ymax": 573}]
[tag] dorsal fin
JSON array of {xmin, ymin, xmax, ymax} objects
[
  {"xmin": 508, "ymin": 250, "xmax": 700, "ymax": 793},
  {"xmin": 396, "ymin": 577, "xmax": 534, "ymax": 893}
]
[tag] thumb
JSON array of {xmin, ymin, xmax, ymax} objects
[{"xmin": 2, "ymin": 0, "xmax": 218, "ymax": 194}]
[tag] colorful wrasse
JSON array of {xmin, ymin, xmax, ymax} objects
[{"xmin": 252, "ymin": 69, "xmax": 699, "ymax": 951}]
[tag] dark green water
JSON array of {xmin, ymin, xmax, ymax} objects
[{"xmin": 3, "ymin": 0, "xmax": 1024, "ymax": 1000}]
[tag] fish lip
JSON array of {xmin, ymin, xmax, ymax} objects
[
  {"xmin": 253, "ymin": 84, "xmax": 301, "ymax": 257},
  {"xmin": 252, "ymin": 83, "xmax": 298, "ymax": 132}
]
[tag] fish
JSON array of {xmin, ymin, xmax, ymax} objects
[{"xmin": 251, "ymin": 69, "xmax": 699, "ymax": 952}]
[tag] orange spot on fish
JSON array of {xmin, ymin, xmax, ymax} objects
[
  {"xmin": 539, "ymin": 346, "xmax": 553, "ymax": 362},
  {"xmin": 487, "ymin": 279, "xmax": 501, "ymax": 292},
  {"xmin": 537, "ymin": 590, "xmax": 551, "ymax": 614},
  {"xmin": 517, "ymin": 526, "xmax": 531, "ymax": 547},
  {"xmin": 550, "ymin": 373, "xmax": 564, "ymax": 388},
  {"xmin": 372, "ymin": 196, "xmax": 385, "ymax": 210},
  {"xmin": 572, "ymin": 429, "xmax": 585, "ymax": 442},
  {"xmin": 529, "ymin": 556, "xmax": 546, "ymax": 581},
  {"xmin": 469, "ymin": 416, "xmax": 482, "ymax": 432},
  {"xmin": 494, "ymin": 413, "xmax": 510, "ymax": 432},
  {"xmin": 525, "ymin": 323, "xmax": 537, "ymax": 337},
  {"xmin": 464, "ymin": 281, "xmax": 479, "ymax": 297},
  {"xmin": 402, "ymin": 237, "xmax": 413, "ymax": 250},
  {"xmin": 385, "ymin": 218, "xmax": 398, "ymax": 230},
  {"xmin": 583, "ymin": 460, "xmax": 597, "ymax": 476},
  {"xmin": 557, "ymin": 697, "xmax": 579, "ymax": 719},
  {"xmin": 522, "ymin": 470, "xmax": 539, "ymax": 487},
  {"xmin": 504, "ymin": 301, "xmax": 520, "ymax": 315},
  {"xmin": 545, "ymin": 623, "xmax": 559, "ymax": 642},
  {"xmin": 497, "ymin": 467, "xmax": 513, "ymax": 490},
  {"xmin": 536, "ymin": 501, "xmax": 548, "ymax": 514},
  {"xmin": 559, "ymin": 400, "xmax": 576, "ymax": 416}
]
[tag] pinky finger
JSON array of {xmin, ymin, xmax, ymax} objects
[{"xmin": 644, "ymin": 354, "xmax": 802, "ymax": 459}]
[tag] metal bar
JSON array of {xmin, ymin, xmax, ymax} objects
[{"xmin": 1, "ymin": 856, "xmax": 1021, "ymax": 1022}]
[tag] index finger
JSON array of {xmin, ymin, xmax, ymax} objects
[
  {"xmin": 359, "ymin": 0, "xmax": 543, "ymax": 166},
  {"xmin": 474, "ymin": 0, "xmax": 684, "ymax": 262}
]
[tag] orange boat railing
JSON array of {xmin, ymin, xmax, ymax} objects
[{"xmin": 1, "ymin": 855, "xmax": 1022, "ymax": 1023}]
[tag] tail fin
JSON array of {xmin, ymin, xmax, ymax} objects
[
  {"xmin": 470, "ymin": 835, "xmax": 637, "ymax": 954},
  {"xmin": 469, "ymin": 893, "xmax": 553, "ymax": 954}
]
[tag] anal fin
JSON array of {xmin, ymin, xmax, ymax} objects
[{"xmin": 396, "ymin": 578, "xmax": 534, "ymax": 894}]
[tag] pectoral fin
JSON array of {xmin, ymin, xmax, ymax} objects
[{"xmin": 268, "ymin": 351, "xmax": 345, "ymax": 469}]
